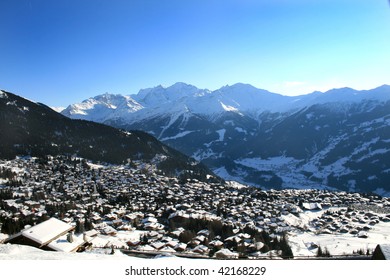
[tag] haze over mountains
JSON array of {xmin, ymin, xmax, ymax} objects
[{"xmin": 62, "ymin": 83, "xmax": 390, "ymax": 195}]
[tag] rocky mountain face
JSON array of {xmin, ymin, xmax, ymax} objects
[
  {"xmin": 61, "ymin": 83, "xmax": 390, "ymax": 195},
  {"xmin": 0, "ymin": 90, "xmax": 217, "ymax": 182}
]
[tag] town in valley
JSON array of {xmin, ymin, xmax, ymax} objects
[{"xmin": 1, "ymin": 155, "xmax": 389, "ymax": 259}]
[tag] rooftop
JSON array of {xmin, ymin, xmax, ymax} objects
[{"xmin": 21, "ymin": 217, "xmax": 74, "ymax": 246}]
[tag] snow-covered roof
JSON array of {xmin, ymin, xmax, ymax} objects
[
  {"xmin": 142, "ymin": 216, "xmax": 158, "ymax": 224},
  {"xmin": 302, "ymin": 202, "xmax": 322, "ymax": 210},
  {"xmin": 0, "ymin": 243, "xmax": 132, "ymax": 260},
  {"xmin": 47, "ymin": 233, "xmax": 85, "ymax": 252},
  {"xmin": 21, "ymin": 218, "xmax": 74, "ymax": 246},
  {"xmin": 214, "ymin": 248, "xmax": 238, "ymax": 259},
  {"xmin": 378, "ymin": 244, "xmax": 390, "ymax": 259}
]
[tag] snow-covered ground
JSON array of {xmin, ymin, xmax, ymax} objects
[
  {"xmin": 0, "ymin": 228, "xmax": 149, "ymax": 260},
  {"xmin": 2, "ymin": 210, "xmax": 388, "ymax": 260},
  {"xmin": 284, "ymin": 209, "xmax": 390, "ymax": 257},
  {"xmin": 235, "ymin": 156, "xmax": 336, "ymax": 190},
  {"xmin": 0, "ymin": 243, "xmax": 133, "ymax": 260},
  {"xmin": 88, "ymin": 230, "xmax": 145, "ymax": 248}
]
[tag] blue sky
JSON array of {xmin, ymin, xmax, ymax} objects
[{"xmin": 1, "ymin": 0, "xmax": 389, "ymax": 107}]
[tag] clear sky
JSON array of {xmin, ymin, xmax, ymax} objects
[{"xmin": 1, "ymin": 0, "xmax": 389, "ymax": 107}]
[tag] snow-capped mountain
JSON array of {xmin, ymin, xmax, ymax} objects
[
  {"xmin": 63, "ymin": 93, "xmax": 144, "ymax": 123},
  {"xmin": 62, "ymin": 83, "xmax": 390, "ymax": 195},
  {"xmin": 0, "ymin": 89, "xmax": 216, "ymax": 182}
]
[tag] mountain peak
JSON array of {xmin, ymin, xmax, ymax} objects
[
  {"xmin": 371, "ymin": 84, "xmax": 390, "ymax": 92},
  {"xmin": 0, "ymin": 89, "xmax": 215, "ymax": 182},
  {"xmin": 166, "ymin": 82, "xmax": 200, "ymax": 95},
  {"xmin": 169, "ymin": 82, "xmax": 196, "ymax": 89},
  {"xmin": 217, "ymin": 83, "xmax": 276, "ymax": 97},
  {"xmin": 63, "ymin": 83, "xmax": 390, "ymax": 124},
  {"xmin": 323, "ymin": 87, "xmax": 357, "ymax": 95},
  {"xmin": 132, "ymin": 82, "xmax": 203, "ymax": 107}
]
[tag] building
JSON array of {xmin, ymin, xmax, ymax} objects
[
  {"xmin": 372, "ymin": 244, "xmax": 390, "ymax": 260},
  {"xmin": 5, "ymin": 217, "xmax": 86, "ymax": 252}
]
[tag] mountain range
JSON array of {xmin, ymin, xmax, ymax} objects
[
  {"xmin": 62, "ymin": 83, "xmax": 390, "ymax": 195},
  {"xmin": 0, "ymin": 90, "xmax": 216, "ymax": 183}
]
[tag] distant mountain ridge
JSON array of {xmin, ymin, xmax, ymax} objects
[
  {"xmin": 62, "ymin": 83, "xmax": 390, "ymax": 195},
  {"xmin": 62, "ymin": 83, "xmax": 390, "ymax": 123},
  {"xmin": 0, "ymin": 90, "xmax": 217, "ymax": 182}
]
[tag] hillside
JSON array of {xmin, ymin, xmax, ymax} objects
[
  {"xmin": 62, "ymin": 84, "xmax": 390, "ymax": 194},
  {"xmin": 0, "ymin": 90, "xmax": 216, "ymax": 182}
]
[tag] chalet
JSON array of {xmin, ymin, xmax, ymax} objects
[
  {"xmin": 192, "ymin": 244, "xmax": 209, "ymax": 254},
  {"xmin": 174, "ymin": 242, "xmax": 187, "ymax": 252},
  {"xmin": 112, "ymin": 219, "xmax": 123, "ymax": 227},
  {"xmin": 5, "ymin": 217, "xmax": 86, "ymax": 252},
  {"xmin": 100, "ymin": 226, "xmax": 117, "ymax": 236},
  {"xmin": 150, "ymin": 241, "xmax": 166, "ymax": 250},
  {"xmin": 302, "ymin": 202, "xmax": 322, "ymax": 211},
  {"xmin": 372, "ymin": 244, "xmax": 390, "ymax": 260},
  {"xmin": 214, "ymin": 248, "xmax": 239, "ymax": 259},
  {"xmin": 209, "ymin": 240, "xmax": 224, "ymax": 250},
  {"xmin": 84, "ymin": 229, "xmax": 99, "ymax": 238}
]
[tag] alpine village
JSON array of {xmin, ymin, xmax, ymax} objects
[{"xmin": 1, "ymin": 88, "xmax": 390, "ymax": 260}]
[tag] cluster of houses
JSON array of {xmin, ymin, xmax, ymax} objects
[{"xmin": 1, "ymin": 156, "xmax": 390, "ymax": 258}]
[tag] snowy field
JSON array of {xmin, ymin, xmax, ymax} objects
[
  {"xmin": 284, "ymin": 208, "xmax": 390, "ymax": 257},
  {"xmin": 0, "ymin": 243, "xmax": 133, "ymax": 260}
]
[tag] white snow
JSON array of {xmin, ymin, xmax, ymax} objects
[
  {"xmin": 213, "ymin": 167, "xmax": 245, "ymax": 183},
  {"xmin": 161, "ymin": 130, "xmax": 195, "ymax": 141},
  {"xmin": 284, "ymin": 208, "xmax": 390, "ymax": 257},
  {"xmin": 47, "ymin": 233, "xmax": 84, "ymax": 252},
  {"xmin": 356, "ymin": 148, "xmax": 389, "ymax": 163},
  {"xmin": 96, "ymin": 229, "xmax": 144, "ymax": 248},
  {"xmin": 63, "ymin": 84, "xmax": 390, "ymax": 127},
  {"xmin": 51, "ymin": 106, "xmax": 65, "ymax": 112},
  {"xmin": 87, "ymin": 162, "xmax": 106, "ymax": 169},
  {"xmin": 215, "ymin": 248, "xmax": 239, "ymax": 258},
  {"xmin": 62, "ymin": 93, "xmax": 143, "ymax": 123},
  {"xmin": 216, "ymin": 129, "xmax": 226, "ymax": 141},
  {"xmin": 220, "ymin": 101, "xmax": 239, "ymax": 112},
  {"xmin": 0, "ymin": 178, "xmax": 8, "ymax": 185},
  {"xmin": 21, "ymin": 217, "xmax": 73, "ymax": 245},
  {"xmin": 235, "ymin": 156, "xmax": 331, "ymax": 189},
  {"xmin": 289, "ymin": 222, "xmax": 390, "ymax": 257},
  {"xmin": 0, "ymin": 243, "xmax": 132, "ymax": 260},
  {"xmin": 0, "ymin": 233, "xmax": 8, "ymax": 242},
  {"xmin": 234, "ymin": 127, "xmax": 246, "ymax": 133},
  {"xmin": 237, "ymin": 156, "xmax": 302, "ymax": 171}
]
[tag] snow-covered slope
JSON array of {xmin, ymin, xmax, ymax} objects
[
  {"xmin": 0, "ymin": 243, "xmax": 132, "ymax": 260},
  {"xmin": 62, "ymin": 83, "xmax": 390, "ymax": 124},
  {"xmin": 62, "ymin": 84, "xmax": 390, "ymax": 194},
  {"xmin": 62, "ymin": 93, "xmax": 143, "ymax": 123},
  {"xmin": 0, "ymin": 90, "xmax": 216, "ymax": 183}
]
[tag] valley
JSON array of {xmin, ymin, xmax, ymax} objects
[
  {"xmin": 1, "ymin": 86, "xmax": 389, "ymax": 260},
  {"xmin": 62, "ymin": 83, "xmax": 390, "ymax": 195},
  {"xmin": 1, "ymin": 156, "xmax": 389, "ymax": 259}
]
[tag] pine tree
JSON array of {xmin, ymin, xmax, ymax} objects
[
  {"xmin": 280, "ymin": 234, "xmax": 294, "ymax": 259},
  {"xmin": 75, "ymin": 220, "xmax": 85, "ymax": 234},
  {"xmin": 323, "ymin": 247, "xmax": 331, "ymax": 257},
  {"xmin": 317, "ymin": 246, "xmax": 323, "ymax": 257},
  {"xmin": 317, "ymin": 245, "xmax": 331, "ymax": 258}
]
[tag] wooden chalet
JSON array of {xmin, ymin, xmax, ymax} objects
[{"xmin": 5, "ymin": 217, "xmax": 86, "ymax": 252}]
